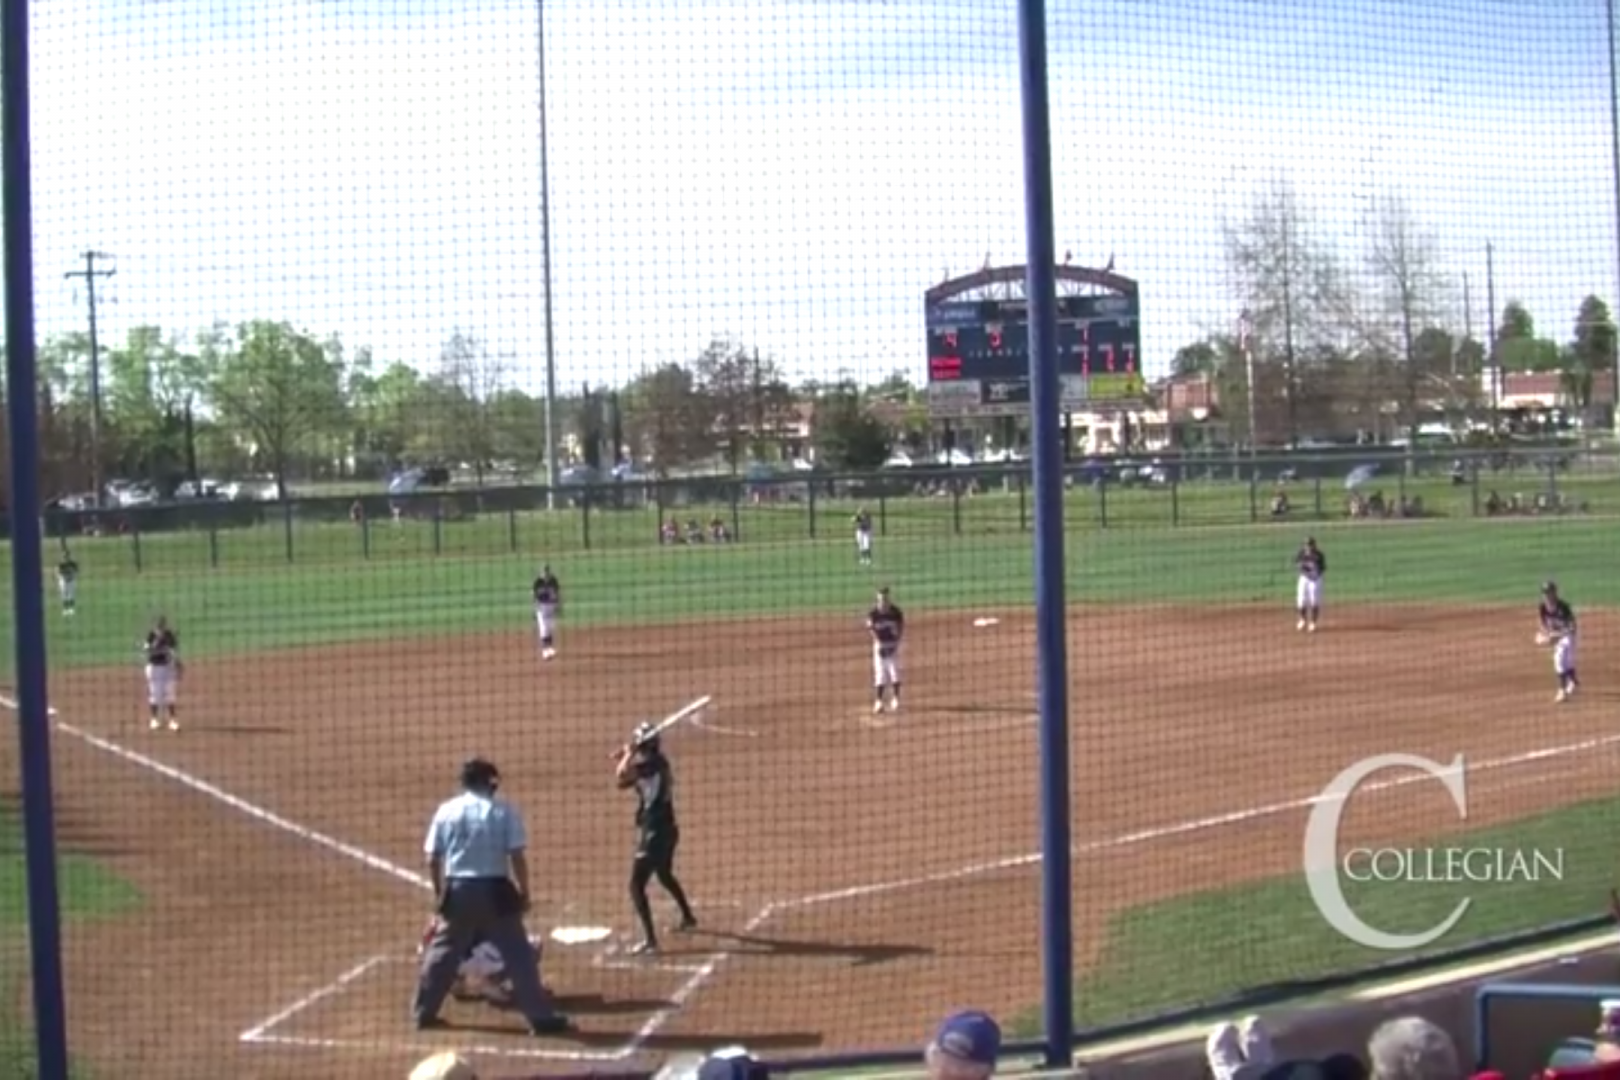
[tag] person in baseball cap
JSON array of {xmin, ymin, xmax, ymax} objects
[
  {"xmin": 652, "ymin": 1046, "xmax": 768, "ymax": 1080},
  {"xmin": 926, "ymin": 1010, "xmax": 1001, "ymax": 1079}
]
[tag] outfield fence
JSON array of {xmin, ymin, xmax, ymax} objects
[
  {"xmin": 5, "ymin": 0, "xmax": 1620, "ymax": 1078},
  {"xmin": 26, "ymin": 447, "xmax": 1620, "ymax": 573}
]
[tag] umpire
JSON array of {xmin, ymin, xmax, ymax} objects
[{"xmin": 412, "ymin": 758, "xmax": 571, "ymax": 1035}]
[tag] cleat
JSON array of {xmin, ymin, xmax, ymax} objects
[
  {"xmin": 1296, "ymin": 619, "xmax": 1306, "ymax": 631},
  {"xmin": 168, "ymin": 719, "xmax": 180, "ymax": 731},
  {"xmin": 1555, "ymin": 690, "xmax": 1568, "ymax": 704},
  {"xmin": 672, "ymin": 915, "xmax": 698, "ymax": 933},
  {"xmin": 149, "ymin": 718, "xmax": 160, "ymax": 730},
  {"xmin": 872, "ymin": 700, "xmax": 885, "ymax": 714},
  {"xmin": 1307, "ymin": 622, "xmax": 1317, "ymax": 633},
  {"xmin": 628, "ymin": 939, "xmax": 657, "ymax": 957},
  {"xmin": 887, "ymin": 697, "xmax": 899, "ymax": 713}
]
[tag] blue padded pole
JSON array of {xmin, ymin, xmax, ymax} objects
[
  {"xmin": 1016, "ymin": 0, "xmax": 1075, "ymax": 1065},
  {"xmin": 2, "ymin": 1, "xmax": 72, "ymax": 1076}
]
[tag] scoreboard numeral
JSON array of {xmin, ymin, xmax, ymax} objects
[
  {"xmin": 1123, "ymin": 344, "xmax": 1137, "ymax": 373},
  {"xmin": 987, "ymin": 323, "xmax": 1003, "ymax": 350},
  {"xmin": 1101, "ymin": 344, "xmax": 1115, "ymax": 372},
  {"xmin": 1078, "ymin": 345, "xmax": 1090, "ymax": 375},
  {"xmin": 945, "ymin": 330, "xmax": 958, "ymax": 349}
]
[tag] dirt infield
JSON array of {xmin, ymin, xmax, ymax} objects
[{"xmin": 19, "ymin": 602, "xmax": 1614, "ymax": 1077}]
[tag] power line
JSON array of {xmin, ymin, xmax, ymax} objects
[{"xmin": 63, "ymin": 250, "xmax": 115, "ymax": 503}]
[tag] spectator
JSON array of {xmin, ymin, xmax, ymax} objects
[
  {"xmin": 925, "ymin": 1010, "xmax": 1001, "ymax": 1080},
  {"xmin": 1207, "ymin": 1016, "xmax": 1277, "ymax": 1080},
  {"xmin": 653, "ymin": 1046, "xmax": 767, "ymax": 1080},
  {"xmin": 1366, "ymin": 1016, "xmax": 1460, "ymax": 1080},
  {"xmin": 410, "ymin": 1051, "xmax": 477, "ymax": 1080}
]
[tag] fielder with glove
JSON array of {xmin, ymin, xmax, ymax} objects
[
  {"xmin": 142, "ymin": 615, "xmax": 183, "ymax": 732},
  {"xmin": 1536, "ymin": 581, "xmax": 1580, "ymax": 704}
]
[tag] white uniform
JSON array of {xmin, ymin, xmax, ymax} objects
[
  {"xmin": 1553, "ymin": 632, "xmax": 1577, "ymax": 676},
  {"xmin": 854, "ymin": 514, "xmax": 874, "ymax": 563},
  {"xmin": 57, "ymin": 574, "xmax": 75, "ymax": 607},
  {"xmin": 532, "ymin": 572, "xmax": 560, "ymax": 659},
  {"xmin": 1293, "ymin": 544, "xmax": 1325, "ymax": 630},
  {"xmin": 144, "ymin": 630, "xmax": 179, "ymax": 706}
]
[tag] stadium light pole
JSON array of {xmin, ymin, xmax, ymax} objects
[
  {"xmin": 1608, "ymin": 0, "xmax": 1620, "ymax": 430},
  {"xmin": 1239, "ymin": 308, "xmax": 1257, "ymax": 455},
  {"xmin": 537, "ymin": 0, "xmax": 560, "ymax": 507}
]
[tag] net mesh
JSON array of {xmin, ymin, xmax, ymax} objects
[{"xmin": 0, "ymin": 0, "xmax": 1614, "ymax": 1076}]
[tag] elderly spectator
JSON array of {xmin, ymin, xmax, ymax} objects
[
  {"xmin": 1366, "ymin": 1016, "xmax": 1460, "ymax": 1080},
  {"xmin": 925, "ymin": 1010, "xmax": 1001, "ymax": 1079},
  {"xmin": 410, "ymin": 1051, "xmax": 477, "ymax": 1080}
]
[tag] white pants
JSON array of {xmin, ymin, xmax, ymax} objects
[
  {"xmin": 856, "ymin": 530, "xmax": 872, "ymax": 555},
  {"xmin": 1296, "ymin": 577, "xmax": 1322, "ymax": 610},
  {"xmin": 535, "ymin": 604, "xmax": 557, "ymax": 641},
  {"xmin": 146, "ymin": 664, "xmax": 177, "ymax": 707},
  {"xmin": 57, "ymin": 578, "xmax": 75, "ymax": 604},
  {"xmin": 872, "ymin": 647, "xmax": 900, "ymax": 687},
  {"xmin": 1553, "ymin": 635, "xmax": 1577, "ymax": 676},
  {"xmin": 462, "ymin": 941, "xmax": 505, "ymax": 981}
]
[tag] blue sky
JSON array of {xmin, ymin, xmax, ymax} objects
[{"xmin": 19, "ymin": 0, "xmax": 1618, "ymax": 392}]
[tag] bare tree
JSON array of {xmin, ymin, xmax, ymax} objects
[
  {"xmin": 1360, "ymin": 194, "xmax": 1452, "ymax": 440},
  {"xmin": 435, "ymin": 331, "xmax": 509, "ymax": 485},
  {"xmin": 1223, "ymin": 180, "xmax": 1349, "ymax": 444}
]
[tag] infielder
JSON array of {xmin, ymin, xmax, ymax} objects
[
  {"xmin": 142, "ymin": 615, "xmax": 182, "ymax": 731},
  {"xmin": 56, "ymin": 550, "xmax": 78, "ymax": 617},
  {"xmin": 1294, "ymin": 537, "xmax": 1326, "ymax": 633},
  {"xmin": 1536, "ymin": 580, "xmax": 1579, "ymax": 703},
  {"xmin": 853, "ymin": 508, "xmax": 874, "ymax": 567},
  {"xmin": 867, "ymin": 586, "xmax": 905, "ymax": 713},
  {"xmin": 532, "ymin": 565, "xmax": 561, "ymax": 661}
]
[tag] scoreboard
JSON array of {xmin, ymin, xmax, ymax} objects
[{"xmin": 924, "ymin": 292, "xmax": 1144, "ymax": 418}]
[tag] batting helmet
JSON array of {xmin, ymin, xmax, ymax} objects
[{"xmin": 632, "ymin": 722, "xmax": 660, "ymax": 753}]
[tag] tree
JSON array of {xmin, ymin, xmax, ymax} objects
[
  {"xmin": 435, "ymin": 331, "xmax": 507, "ymax": 485},
  {"xmin": 576, "ymin": 383, "xmax": 604, "ymax": 471},
  {"xmin": 104, "ymin": 326, "xmax": 205, "ymax": 485},
  {"xmin": 691, "ymin": 340, "xmax": 793, "ymax": 470},
  {"xmin": 1565, "ymin": 296, "xmax": 1617, "ymax": 421},
  {"xmin": 622, "ymin": 364, "xmax": 715, "ymax": 476},
  {"xmin": 200, "ymin": 320, "xmax": 347, "ymax": 500},
  {"xmin": 1362, "ymin": 195, "xmax": 1451, "ymax": 438},
  {"xmin": 1223, "ymin": 180, "xmax": 1348, "ymax": 443},
  {"xmin": 348, "ymin": 360, "xmax": 425, "ymax": 468},
  {"xmin": 1171, "ymin": 340, "xmax": 1221, "ymax": 377},
  {"xmin": 1495, "ymin": 302, "xmax": 1560, "ymax": 372},
  {"xmin": 810, "ymin": 382, "xmax": 891, "ymax": 470}
]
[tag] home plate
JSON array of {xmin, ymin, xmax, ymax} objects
[
  {"xmin": 972, "ymin": 617, "xmax": 1001, "ymax": 628},
  {"xmin": 550, "ymin": 926, "xmax": 613, "ymax": 945}
]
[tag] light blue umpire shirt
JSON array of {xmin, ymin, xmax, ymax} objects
[{"xmin": 424, "ymin": 790, "xmax": 527, "ymax": 880}]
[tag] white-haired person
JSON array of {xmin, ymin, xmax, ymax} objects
[
  {"xmin": 925, "ymin": 1010, "xmax": 1001, "ymax": 1080},
  {"xmin": 1365, "ymin": 1016, "xmax": 1461, "ymax": 1080},
  {"xmin": 1208, "ymin": 1014, "xmax": 1367, "ymax": 1080},
  {"xmin": 410, "ymin": 1050, "xmax": 476, "ymax": 1080}
]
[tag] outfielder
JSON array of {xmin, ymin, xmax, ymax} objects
[
  {"xmin": 1536, "ymin": 580, "xmax": 1579, "ymax": 703},
  {"xmin": 142, "ymin": 615, "xmax": 182, "ymax": 731},
  {"xmin": 532, "ymin": 565, "xmax": 561, "ymax": 661},
  {"xmin": 853, "ymin": 508, "xmax": 874, "ymax": 567},
  {"xmin": 867, "ymin": 586, "xmax": 905, "ymax": 713},
  {"xmin": 56, "ymin": 550, "xmax": 78, "ymax": 617},
  {"xmin": 1294, "ymin": 537, "xmax": 1326, "ymax": 633}
]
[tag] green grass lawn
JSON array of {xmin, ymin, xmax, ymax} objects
[{"xmin": 0, "ymin": 816, "xmax": 142, "ymax": 1077}]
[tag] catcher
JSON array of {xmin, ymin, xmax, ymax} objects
[
  {"xmin": 1535, "ymin": 581, "xmax": 1580, "ymax": 704},
  {"xmin": 417, "ymin": 916, "xmax": 549, "ymax": 1006}
]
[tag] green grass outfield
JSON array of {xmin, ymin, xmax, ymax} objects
[{"xmin": 5, "ymin": 507, "xmax": 1619, "ymax": 672}]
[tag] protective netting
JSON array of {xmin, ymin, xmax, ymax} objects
[{"xmin": 0, "ymin": 0, "xmax": 1614, "ymax": 1076}]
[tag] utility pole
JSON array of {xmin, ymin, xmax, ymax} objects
[
  {"xmin": 1462, "ymin": 270, "xmax": 1472, "ymax": 379},
  {"xmin": 1485, "ymin": 242, "xmax": 1499, "ymax": 410},
  {"xmin": 1238, "ymin": 308, "xmax": 1257, "ymax": 456},
  {"xmin": 64, "ymin": 250, "xmax": 115, "ymax": 504}
]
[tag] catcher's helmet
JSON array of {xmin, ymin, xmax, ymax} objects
[
  {"xmin": 460, "ymin": 757, "xmax": 501, "ymax": 792},
  {"xmin": 632, "ymin": 721, "xmax": 660, "ymax": 752}
]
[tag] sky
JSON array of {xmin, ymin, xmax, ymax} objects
[{"xmin": 13, "ymin": 0, "xmax": 1619, "ymax": 393}]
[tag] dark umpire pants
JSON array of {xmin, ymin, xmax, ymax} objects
[{"xmin": 412, "ymin": 877, "xmax": 556, "ymax": 1025}]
